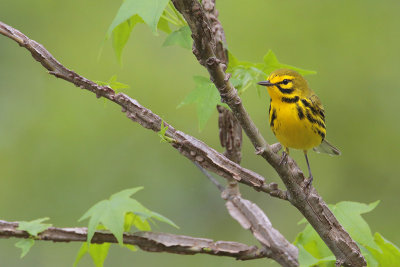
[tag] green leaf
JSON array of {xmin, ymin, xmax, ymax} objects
[
  {"xmin": 227, "ymin": 50, "xmax": 315, "ymax": 96},
  {"xmin": 79, "ymin": 187, "xmax": 178, "ymax": 245},
  {"xmin": 157, "ymin": 121, "xmax": 175, "ymax": 143},
  {"xmin": 294, "ymin": 223, "xmax": 333, "ymax": 261},
  {"xmin": 77, "ymin": 187, "xmax": 177, "ymax": 267},
  {"xmin": 74, "ymin": 242, "xmax": 111, "ymax": 267},
  {"xmin": 294, "ymin": 201, "xmax": 380, "ymax": 266},
  {"xmin": 125, "ymin": 244, "xmax": 137, "ymax": 252},
  {"xmin": 263, "ymin": 50, "xmax": 316, "ymax": 76},
  {"xmin": 95, "ymin": 75, "xmax": 129, "ymax": 94},
  {"xmin": 178, "ymin": 76, "xmax": 223, "ymax": 131},
  {"xmin": 366, "ymin": 233, "xmax": 400, "ymax": 266},
  {"xmin": 111, "ymin": 15, "xmax": 143, "ymax": 63},
  {"xmin": 359, "ymin": 243, "xmax": 379, "ymax": 267},
  {"xmin": 17, "ymin": 217, "xmax": 52, "ymax": 237},
  {"xmin": 297, "ymin": 244, "xmax": 335, "ymax": 267},
  {"xmin": 149, "ymin": 211, "xmax": 179, "ymax": 229},
  {"xmin": 73, "ymin": 243, "xmax": 88, "ymax": 267},
  {"xmin": 163, "ymin": 25, "xmax": 192, "ymax": 49},
  {"xmin": 89, "ymin": 243, "xmax": 111, "ymax": 267},
  {"xmin": 330, "ymin": 201, "xmax": 380, "ymax": 251},
  {"xmin": 227, "ymin": 51, "xmax": 265, "ymax": 94},
  {"xmin": 15, "ymin": 239, "xmax": 35, "ymax": 258},
  {"xmin": 107, "ymin": 0, "xmax": 170, "ymax": 37},
  {"xmin": 125, "ymin": 213, "xmax": 151, "ymax": 231},
  {"xmin": 157, "ymin": 15, "xmax": 172, "ymax": 34}
]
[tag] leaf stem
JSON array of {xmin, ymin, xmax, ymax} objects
[
  {"xmin": 169, "ymin": 2, "xmax": 186, "ymax": 24},
  {"xmin": 161, "ymin": 15, "xmax": 180, "ymax": 26},
  {"xmin": 163, "ymin": 8, "xmax": 182, "ymax": 25}
]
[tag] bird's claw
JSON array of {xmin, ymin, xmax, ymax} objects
[
  {"xmin": 255, "ymin": 146, "xmax": 266, "ymax": 155},
  {"xmin": 304, "ymin": 175, "xmax": 313, "ymax": 189},
  {"xmin": 279, "ymin": 151, "xmax": 289, "ymax": 166}
]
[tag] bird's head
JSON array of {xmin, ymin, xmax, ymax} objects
[{"xmin": 257, "ymin": 69, "xmax": 309, "ymax": 100}]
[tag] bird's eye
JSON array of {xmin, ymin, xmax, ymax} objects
[{"xmin": 282, "ymin": 79, "xmax": 290, "ymax": 85}]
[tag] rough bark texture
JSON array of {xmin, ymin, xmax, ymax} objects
[
  {"xmin": 0, "ymin": 21, "xmax": 285, "ymax": 199},
  {"xmin": 217, "ymin": 105, "xmax": 242, "ymax": 164},
  {"xmin": 195, "ymin": 164, "xmax": 297, "ymax": 266},
  {"xmin": 170, "ymin": 1, "xmax": 366, "ymax": 266},
  {"xmin": 223, "ymin": 185, "xmax": 298, "ymax": 266},
  {"xmin": 0, "ymin": 220, "xmax": 268, "ymax": 260},
  {"xmin": 0, "ymin": 20, "xmax": 293, "ymax": 266},
  {"xmin": 201, "ymin": 2, "xmax": 297, "ymax": 266},
  {"xmin": 1, "ymin": 1, "xmax": 367, "ymax": 264}
]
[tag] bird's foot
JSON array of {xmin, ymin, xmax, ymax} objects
[
  {"xmin": 304, "ymin": 175, "xmax": 313, "ymax": 189},
  {"xmin": 279, "ymin": 151, "xmax": 289, "ymax": 166},
  {"xmin": 255, "ymin": 146, "xmax": 267, "ymax": 155}
]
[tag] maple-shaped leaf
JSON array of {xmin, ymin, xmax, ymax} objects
[
  {"xmin": 178, "ymin": 76, "xmax": 229, "ymax": 131},
  {"xmin": 15, "ymin": 217, "xmax": 52, "ymax": 258},
  {"xmin": 79, "ymin": 187, "xmax": 177, "ymax": 245},
  {"xmin": 294, "ymin": 201, "xmax": 381, "ymax": 267},
  {"xmin": 262, "ymin": 50, "xmax": 316, "ymax": 76},
  {"xmin": 227, "ymin": 51, "xmax": 265, "ymax": 94},
  {"xmin": 163, "ymin": 25, "xmax": 192, "ymax": 50}
]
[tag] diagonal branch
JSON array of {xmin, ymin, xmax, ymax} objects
[
  {"xmin": 0, "ymin": 21, "xmax": 285, "ymax": 200},
  {"xmin": 170, "ymin": 1, "xmax": 366, "ymax": 266},
  {"xmin": 0, "ymin": 220, "xmax": 268, "ymax": 260},
  {"xmin": 200, "ymin": 3, "xmax": 296, "ymax": 266},
  {"xmin": 0, "ymin": 19, "xmax": 292, "ymax": 266},
  {"xmin": 203, "ymin": 0, "xmax": 242, "ymax": 165},
  {"xmin": 223, "ymin": 190, "xmax": 298, "ymax": 266},
  {"xmin": 196, "ymin": 166, "xmax": 298, "ymax": 266}
]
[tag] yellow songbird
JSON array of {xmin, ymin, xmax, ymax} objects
[{"xmin": 258, "ymin": 69, "xmax": 340, "ymax": 186}]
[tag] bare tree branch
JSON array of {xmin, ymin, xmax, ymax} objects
[
  {"xmin": 196, "ymin": 165, "xmax": 298, "ymax": 266},
  {"xmin": 0, "ymin": 19, "xmax": 294, "ymax": 266},
  {"xmin": 0, "ymin": 21, "xmax": 284, "ymax": 200},
  {"xmin": 217, "ymin": 105, "xmax": 242, "ymax": 165},
  {"xmin": 203, "ymin": 0, "xmax": 242, "ymax": 165},
  {"xmin": 170, "ymin": 1, "xmax": 366, "ymax": 266},
  {"xmin": 200, "ymin": 3, "xmax": 297, "ymax": 266},
  {"xmin": 223, "ymin": 188, "xmax": 298, "ymax": 267},
  {"xmin": 0, "ymin": 18, "xmax": 294, "ymax": 266},
  {"xmin": 0, "ymin": 220, "xmax": 269, "ymax": 260}
]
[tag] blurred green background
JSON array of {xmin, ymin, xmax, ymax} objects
[{"xmin": 1, "ymin": 0, "xmax": 399, "ymax": 266}]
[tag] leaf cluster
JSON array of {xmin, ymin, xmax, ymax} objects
[
  {"xmin": 107, "ymin": 0, "xmax": 190, "ymax": 63},
  {"xmin": 15, "ymin": 218, "xmax": 52, "ymax": 258},
  {"xmin": 74, "ymin": 187, "xmax": 178, "ymax": 267},
  {"xmin": 11, "ymin": 1, "xmax": 400, "ymax": 267},
  {"xmin": 105, "ymin": 0, "xmax": 315, "ymax": 131},
  {"xmin": 295, "ymin": 201, "xmax": 400, "ymax": 267}
]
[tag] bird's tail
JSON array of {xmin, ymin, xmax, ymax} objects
[{"xmin": 313, "ymin": 139, "xmax": 341, "ymax": 156}]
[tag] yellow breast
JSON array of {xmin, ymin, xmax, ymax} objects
[{"xmin": 269, "ymin": 99, "xmax": 324, "ymax": 151}]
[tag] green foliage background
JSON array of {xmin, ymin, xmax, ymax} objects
[{"xmin": 1, "ymin": 0, "xmax": 399, "ymax": 266}]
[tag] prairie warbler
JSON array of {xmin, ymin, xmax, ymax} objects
[{"xmin": 258, "ymin": 69, "xmax": 340, "ymax": 185}]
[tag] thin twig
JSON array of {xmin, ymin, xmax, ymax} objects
[{"xmin": 194, "ymin": 162, "xmax": 225, "ymax": 192}]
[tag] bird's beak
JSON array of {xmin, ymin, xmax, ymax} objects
[{"xmin": 257, "ymin": 80, "xmax": 273, "ymax": 86}]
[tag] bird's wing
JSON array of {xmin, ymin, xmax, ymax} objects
[
  {"xmin": 313, "ymin": 139, "xmax": 341, "ymax": 155},
  {"xmin": 307, "ymin": 92, "xmax": 341, "ymax": 155},
  {"xmin": 309, "ymin": 93, "xmax": 325, "ymax": 122}
]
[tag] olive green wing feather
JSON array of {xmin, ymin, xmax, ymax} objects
[
  {"xmin": 309, "ymin": 93, "xmax": 325, "ymax": 122},
  {"xmin": 308, "ymin": 93, "xmax": 341, "ymax": 155},
  {"xmin": 313, "ymin": 139, "xmax": 341, "ymax": 155}
]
